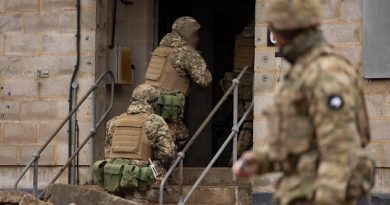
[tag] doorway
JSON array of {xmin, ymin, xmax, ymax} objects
[{"xmin": 156, "ymin": 0, "xmax": 255, "ymax": 166}]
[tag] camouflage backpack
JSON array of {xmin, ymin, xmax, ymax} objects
[{"xmin": 155, "ymin": 92, "xmax": 185, "ymax": 120}]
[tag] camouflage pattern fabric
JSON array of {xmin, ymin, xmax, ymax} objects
[
  {"xmin": 155, "ymin": 31, "xmax": 211, "ymax": 152},
  {"xmin": 240, "ymin": 21, "xmax": 255, "ymax": 38},
  {"xmin": 265, "ymin": 0, "xmax": 322, "ymax": 31},
  {"xmin": 237, "ymin": 100, "xmax": 254, "ymax": 157},
  {"xmin": 104, "ymin": 101, "xmax": 155, "ymax": 158},
  {"xmin": 131, "ymin": 83, "xmax": 160, "ymax": 103},
  {"xmin": 104, "ymin": 99, "xmax": 175, "ymax": 202},
  {"xmin": 167, "ymin": 119, "xmax": 190, "ymax": 151},
  {"xmin": 237, "ymin": 121, "xmax": 253, "ymax": 157},
  {"xmin": 117, "ymin": 159, "xmax": 166, "ymax": 204},
  {"xmin": 105, "ymin": 101, "xmax": 175, "ymax": 161},
  {"xmin": 160, "ymin": 32, "xmax": 212, "ymax": 88},
  {"xmin": 236, "ymin": 22, "xmax": 255, "ymax": 157},
  {"xmin": 254, "ymin": 29, "xmax": 373, "ymax": 205},
  {"xmin": 172, "ymin": 16, "xmax": 201, "ymax": 40},
  {"xmin": 130, "ymin": 160, "xmax": 166, "ymax": 190}
]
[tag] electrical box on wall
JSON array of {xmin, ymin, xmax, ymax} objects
[
  {"xmin": 363, "ymin": 0, "xmax": 390, "ymax": 79},
  {"xmin": 107, "ymin": 46, "xmax": 134, "ymax": 84}
]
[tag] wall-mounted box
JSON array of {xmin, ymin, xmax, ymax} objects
[{"xmin": 107, "ymin": 46, "xmax": 134, "ymax": 84}]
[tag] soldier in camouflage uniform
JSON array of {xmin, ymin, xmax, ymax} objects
[
  {"xmin": 219, "ymin": 21, "xmax": 255, "ymax": 162},
  {"xmin": 233, "ymin": 0, "xmax": 375, "ymax": 205},
  {"xmin": 159, "ymin": 16, "xmax": 212, "ymax": 88},
  {"xmin": 104, "ymin": 84, "xmax": 175, "ymax": 203},
  {"xmin": 235, "ymin": 21, "xmax": 255, "ymax": 157},
  {"xmin": 145, "ymin": 16, "xmax": 212, "ymax": 151}
]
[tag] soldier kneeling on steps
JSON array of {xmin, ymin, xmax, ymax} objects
[{"xmin": 94, "ymin": 84, "xmax": 175, "ymax": 203}]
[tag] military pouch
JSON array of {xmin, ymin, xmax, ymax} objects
[
  {"xmin": 220, "ymin": 72, "xmax": 253, "ymax": 101},
  {"xmin": 347, "ymin": 153, "xmax": 375, "ymax": 199},
  {"xmin": 155, "ymin": 93, "xmax": 185, "ymax": 120},
  {"xmin": 93, "ymin": 160, "xmax": 107, "ymax": 187},
  {"xmin": 120, "ymin": 164, "xmax": 140, "ymax": 189},
  {"xmin": 137, "ymin": 167, "xmax": 156, "ymax": 191},
  {"xmin": 103, "ymin": 163, "xmax": 124, "ymax": 192}
]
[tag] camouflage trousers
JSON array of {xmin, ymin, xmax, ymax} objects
[
  {"xmin": 237, "ymin": 101, "xmax": 253, "ymax": 157},
  {"xmin": 237, "ymin": 121, "xmax": 253, "ymax": 157},
  {"xmin": 167, "ymin": 118, "xmax": 189, "ymax": 151}
]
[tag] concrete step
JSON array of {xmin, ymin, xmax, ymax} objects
[
  {"xmin": 46, "ymin": 183, "xmax": 251, "ymax": 205},
  {"xmin": 162, "ymin": 184, "xmax": 252, "ymax": 205},
  {"xmin": 170, "ymin": 167, "xmax": 250, "ymax": 186},
  {"xmin": 45, "ymin": 184, "xmax": 138, "ymax": 205},
  {"xmin": 0, "ymin": 191, "xmax": 52, "ymax": 205}
]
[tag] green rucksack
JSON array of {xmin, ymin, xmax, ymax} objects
[
  {"xmin": 155, "ymin": 92, "xmax": 185, "ymax": 120},
  {"xmin": 220, "ymin": 72, "xmax": 253, "ymax": 101},
  {"xmin": 93, "ymin": 159, "xmax": 155, "ymax": 192}
]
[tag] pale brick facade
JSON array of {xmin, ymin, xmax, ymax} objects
[
  {"xmin": 0, "ymin": 0, "xmax": 155, "ymax": 190},
  {"xmin": 253, "ymin": 0, "xmax": 390, "ymax": 193},
  {"xmin": 0, "ymin": 0, "xmax": 100, "ymax": 188}
]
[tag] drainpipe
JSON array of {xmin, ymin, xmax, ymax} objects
[
  {"xmin": 68, "ymin": 0, "xmax": 81, "ymax": 185},
  {"xmin": 108, "ymin": 0, "xmax": 118, "ymax": 49}
]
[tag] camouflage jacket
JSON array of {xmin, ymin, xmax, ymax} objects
[
  {"xmin": 239, "ymin": 21, "xmax": 255, "ymax": 38},
  {"xmin": 160, "ymin": 32, "xmax": 212, "ymax": 88},
  {"xmin": 104, "ymin": 101, "xmax": 175, "ymax": 161},
  {"xmin": 255, "ymin": 30, "xmax": 371, "ymax": 205}
]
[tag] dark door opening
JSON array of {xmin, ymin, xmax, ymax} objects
[{"xmin": 157, "ymin": 0, "xmax": 255, "ymax": 167}]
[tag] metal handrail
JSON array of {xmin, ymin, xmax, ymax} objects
[
  {"xmin": 159, "ymin": 65, "xmax": 252, "ymax": 205},
  {"xmin": 180, "ymin": 101, "xmax": 254, "ymax": 204},
  {"xmin": 13, "ymin": 71, "xmax": 116, "ymax": 197}
]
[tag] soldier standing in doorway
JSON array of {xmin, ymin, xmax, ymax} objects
[
  {"xmin": 233, "ymin": 0, "xmax": 375, "ymax": 204},
  {"xmin": 219, "ymin": 20, "xmax": 255, "ymax": 163},
  {"xmin": 145, "ymin": 16, "xmax": 212, "ymax": 151},
  {"xmin": 234, "ymin": 21, "xmax": 255, "ymax": 158},
  {"xmin": 97, "ymin": 84, "xmax": 175, "ymax": 203}
]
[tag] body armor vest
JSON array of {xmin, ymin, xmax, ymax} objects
[
  {"xmin": 234, "ymin": 36, "xmax": 255, "ymax": 71},
  {"xmin": 145, "ymin": 46, "xmax": 190, "ymax": 95},
  {"xmin": 109, "ymin": 113, "xmax": 152, "ymax": 161}
]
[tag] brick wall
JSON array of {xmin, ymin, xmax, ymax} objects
[
  {"xmin": 253, "ymin": 0, "xmax": 390, "ymax": 193},
  {"xmin": 0, "ymin": 0, "xmax": 102, "ymax": 189}
]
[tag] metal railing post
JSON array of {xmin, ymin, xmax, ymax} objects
[
  {"xmin": 70, "ymin": 82, "xmax": 78, "ymax": 185},
  {"xmin": 179, "ymin": 157, "xmax": 184, "ymax": 203},
  {"xmin": 39, "ymin": 72, "xmax": 116, "ymax": 198},
  {"xmin": 32, "ymin": 153, "xmax": 40, "ymax": 197},
  {"xmin": 233, "ymin": 78, "xmax": 239, "ymax": 182},
  {"xmin": 14, "ymin": 71, "xmax": 115, "ymax": 193},
  {"xmin": 181, "ymin": 101, "xmax": 254, "ymax": 204},
  {"xmin": 90, "ymin": 82, "xmax": 98, "ymax": 182}
]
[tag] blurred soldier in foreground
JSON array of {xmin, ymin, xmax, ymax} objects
[
  {"xmin": 95, "ymin": 84, "xmax": 175, "ymax": 203},
  {"xmin": 145, "ymin": 16, "xmax": 212, "ymax": 151},
  {"xmin": 233, "ymin": 0, "xmax": 375, "ymax": 205}
]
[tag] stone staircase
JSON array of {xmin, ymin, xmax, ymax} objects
[
  {"xmin": 163, "ymin": 167, "xmax": 252, "ymax": 204},
  {"xmin": 44, "ymin": 167, "xmax": 252, "ymax": 205}
]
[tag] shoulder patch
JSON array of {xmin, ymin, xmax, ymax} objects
[{"xmin": 327, "ymin": 95, "xmax": 344, "ymax": 111}]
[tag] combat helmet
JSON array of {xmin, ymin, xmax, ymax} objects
[
  {"xmin": 265, "ymin": 0, "xmax": 322, "ymax": 31},
  {"xmin": 172, "ymin": 16, "xmax": 201, "ymax": 39},
  {"xmin": 132, "ymin": 84, "xmax": 159, "ymax": 103}
]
